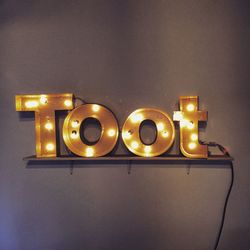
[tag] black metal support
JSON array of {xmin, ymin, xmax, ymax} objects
[{"xmin": 23, "ymin": 155, "xmax": 233, "ymax": 164}]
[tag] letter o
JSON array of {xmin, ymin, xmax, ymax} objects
[
  {"xmin": 63, "ymin": 104, "xmax": 119, "ymax": 157},
  {"xmin": 122, "ymin": 108, "xmax": 175, "ymax": 157}
]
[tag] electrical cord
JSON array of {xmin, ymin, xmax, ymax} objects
[
  {"xmin": 73, "ymin": 96, "xmax": 87, "ymax": 104},
  {"xmin": 66, "ymin": 98, "xmax": 234, "ymax": 247},
  {"xmin": 201, "ymin": 141, "xmax": 234, "ymax": 250}
]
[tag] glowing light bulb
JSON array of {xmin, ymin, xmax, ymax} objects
[
  {"xmin": 173, "ymin": 112, "xmax": 183, "ymax": 121},
  {"xmin": 92, "ymin": 104, "xmax": 100, "ymax": 112},
  {"xmin": 107, "ymin": 129, "xmax": 116, "ymax": 137},
  {"xmin": 86, "ymin": 147, "xmax": 94, "ymax": 157},
  {"xmin": 131, "ymin": 141, "xmax": 139, "ymax": 149},
  {"xmin": 123, "ymin": 131, "xmax": 132, "ymax": 139},
  {"xmin": 45, "ymin": 122, "xmax": 53, "ymax": 130},
  {"xmin": 144, "ymin": 146, "xmax": 151, "ymax": 153},
  {"xmin": 46, "ymin": 143, "xmax": 54, "ymax": 151},
  {"xmin": 70, "ymin": 131, "xmax": 78, "ymax": 139},
  {"xmin": 162, "ymin": 131, "xmax": 169, "ymax": 138},
  {"xmin": 180, "ymin": 119, "xmax": 188, "ymax": 128},
  {"xmin": 25, "ymin": 101, "xmax": 38, "ymax": 108},
  {"xmin": 191, "ymin": 133, "xmax": 198, "ymax": 141},
  {"xmin": 186, "ymin": 103, "xmax": 195, "ymax": 112},
  {"xmin": 188, "ymin": 142, "xmax": 196, "ymax": 150},
  {"xmin": 157, "ymin": 122, "xmax": 164, "ymax": 131},
  {"xmin": 71, "ymin": 120, "xmax": 79, "ymax": 128},
  {"xmin": 64, "ymin": 100, "xmax": 72, "ymax": 107},
  {"xmin": 40, "ymin": 95, "xmax": 48, "ymax": 104},
  {"xmin": 131, "ymin": 113, "xmax": 143, "ymax": 123},
  {"xmin": 187, "ymin": 121, "xmax": 195, "ymax": 130}
]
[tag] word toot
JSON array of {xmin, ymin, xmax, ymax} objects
[{"xmin": 16, "ymin": 94, "xmax": 208, "ymax": 158}]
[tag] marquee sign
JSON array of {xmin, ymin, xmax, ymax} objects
[{"xmin": 16, "ymin": 94, "xmax": 208, "ymax": 159}]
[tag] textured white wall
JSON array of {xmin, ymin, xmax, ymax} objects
[{"xmin": 0, "ymin": 0, "xmax": 249, "ymax": 249}]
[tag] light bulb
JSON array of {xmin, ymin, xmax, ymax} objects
[
  {"xmin": 187, "ymin": 121, "xmax": 195, "ymax": 130},
  {"xmin": 173, "ymin": 112, "xmax": 183, "ymax": 121},
  {"xmin": 107, "ymin": 129, "xmax": 116, "ymax": 137},
  {"xmin": 46, "ymin": 143, "xmax": 54, "ymax": 151},
  {"xmin": 123, "ymin": 131, "xmax": 132, "ymax": 139},
  {"xmin": 144, "ymin": 146, "xmax": 151, "ymax": 153},
  {"xmin": 64, "ymin": 100, "xmax": 72, "ymax": 107},
  {"xmin": 40, "ymin": 95, "xmax": 48, "ymax": 104},
  {"xmin": 188, "ymin": 142, "xmax": 196, "ymax": 150},
  {"xmin": 162, "ymin": 131, "xmax": 169, "ymax": 138},
  {"xmin": 186, "ymin": 103, "xmax": 195, "ymax": 112},
  {"xmin": 131, "ymin": 141, "xmax": 139, "ymax": 149},
  {"xmin": 45, "ymin": 122, "xmax": 53, "ymax": 130},
  {"xmin": 180, "ymin": 119, "xmax": 188, "ymax": 128},
  {"xmin": 157, "ymin": 122, "xmax": 164, "ymax": 131},
  {"xmin": 25, "ymin": 101, "xmax": 38, "ymax": 108},
  {"xmin": 86, "ymin": 147, "xmax": 94, "ymax": 157},
  {"xmin": 71, "ymin": 120, "xmax": 79, "ymax": 128},
  {"xmin": 191, "ymin": 133, "xmax": 198, "ymax": 141},
  {"xmin": 131, "ymin": 113, "xmax": 143, "ymax": 123},
  {"xmin": 92, "ymin": 104, "xmax": 100, "ymax": 112}
]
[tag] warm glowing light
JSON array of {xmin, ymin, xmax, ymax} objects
[
  {"xmin": 46, "ymin": 143, "xmax": 54, "ymax": 151},
  {"xmin": 70, "ymin": 131, "xmax": 78, "ymax": 139},
  {"xmin": 187, "ymin": 121, "xmax": 195, "ymax": 130},
  {"xmin": 186, "ymin": 103, "xmax": 195, "ymax": 112},
  {"xmin": 131, "ymin": 113, "xmax": 143, "ymax": 123},
  {"xmin": 92, "ymin": 104, "xmax": 100, "ymax": 112},
  {"xmin": 174, "ymin": 96, "xmax": 208, "ymax": 158},
  {"xmin": 123, "ymin": 131, "xmax": 132, "ymax": 139},
  {"xmin": 162, "ymin": 131, "xmax": 169, "ymax": 138},
  {"xmin": 25, "ymin": 101, "xmax": 38, "ymax": 108},
  {"xmin": 40, "ymin": 95, "xmax": 48, "ymax": 104},
  {"xmin": 64, "ymin": 100, "xmax": 72, "ymax": 107},
  {"xmin": 144, "ymin": 146, "xmax": 151, "ymax": 153},
  {"xmin": 63, "ymin": 104, "xmax": 119, "ymax": 157},
  {"xmin": 107, "ymin": 129, "xmax": 116, "ymax": 137},
  {"xmin": 123, "ymin": 108, "xmax": 175, "ymax": 157},
  {"xmin": 86, "ymin": 147, "xmax": 94, "ymax": 157},
  {"xmin": 16, "ymin": 93, "xmax": 73, "ymax": 157},
  {"xmin": 17, "ymin": 94, "xmax": 210, "ymax": 159},
  {"xmin": 191, "ymin": 133, "xmax": 198, "ymax": 141},
  {"xmin": 188, "ymin": 142, "xmax": 197, "ymax": 150},
  {"xmin": 180, "ymin": 119, "xmax": 188, "ymax": 128},
  {"xmin": 173, "ymin": 112, "xmax": 183, "ymax": 121},
  {"xmin": 180, "ymin": 120, "xmax": 194, "ymax": 129},
  {"xmin": 131, "ymin": 141, "xmax": 139, "ymax": 149},
  {"xmin": 157, "ymin": 122, "xmax": 164, "ymax": 131},
  {"xmin": 45, "ymin": 122, "xmax": 53, "ymax": 130},
  {"xmin": 71, "ymin": 120, "xmax": 79, "ymax": 128}
]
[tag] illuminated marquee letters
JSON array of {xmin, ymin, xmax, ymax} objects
[
  {"xmin": 122, "ymin": 109, "xmax": 175, "ymax": 157},
  {"xmin": 16, "ymin": 94, "xmax": 73, "ymax": 157},
  {"xmin": 16, "ymin": 94, "xmax": 208, "ymax": 159},
  {"xmin": 173, "ymin": 96, "xmax": 208, "ymax": 158},
  {"xmin": 63, "ymin": 104, "xmax": 119, "ymax": 157}
]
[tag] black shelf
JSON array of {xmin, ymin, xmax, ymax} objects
[{"xmin": 23, "ymin": 155, "xmax": 233, "ymax": 163}]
